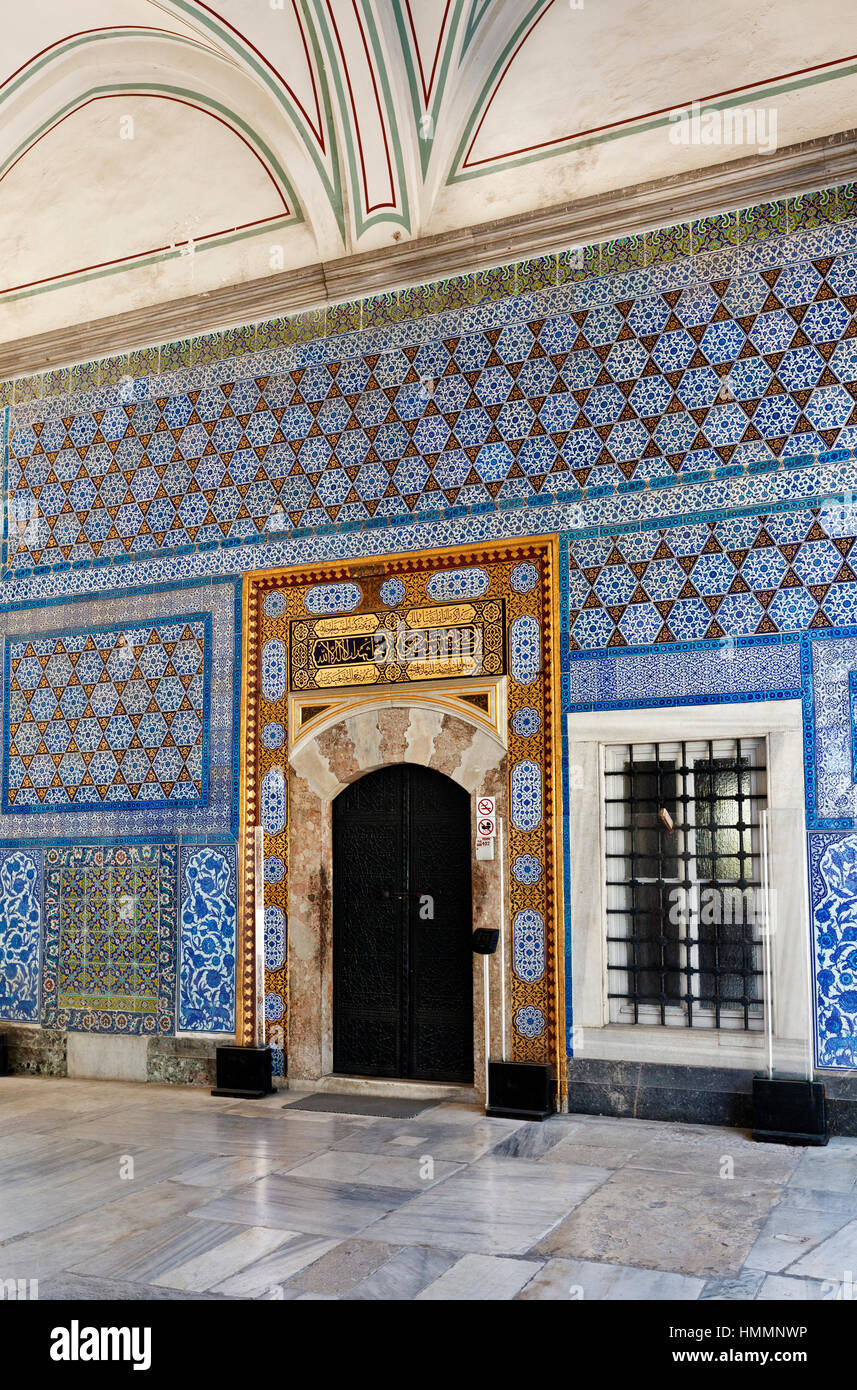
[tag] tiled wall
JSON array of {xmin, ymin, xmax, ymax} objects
[
  {"xmin": 0, "ymin": 578, "xmax": 239, "ymax": 1039},
  {"xmin": 6, "ymin": 197, "xmax": 857, "ymax": 579},
  {"xmin": 2, "ymin": 185, "xmax": 857, "ymax": 1074}
]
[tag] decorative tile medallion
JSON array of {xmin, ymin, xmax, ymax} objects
[
  {"xmin": 426, "ymin": 568, "xmax": 490, "ymax": 601},
  {"xmin": 510, "ymin": 615, "xmax": 541, "ymax": 684},
  {"xmin": 261, "ymin": 721, "xmax": 284, "ymax": 750},
  {"xmin": 261, "ymin": 766, "xmax": 286, "ymax": 835},
  {"xmin": 263, "ymin": 855, "xmax": 284, "ymax": 884},
  {"xmin": 511, "ymin": 563, "xmax": 539, "ymax": 593},
  {"xmin": 513, "ymin": 853, "xmax": 542, "ymax": 885},
  {"xmin": 264, "ymin": 904, "xmax": 286, "ymax": 970},
  {"xmin": 263, "ymin": 592, "xmax": 287, "ymax": 620},
  {"xmin": 304, "ymin": 583, "xmax": 362, "ymax": 614},
  {"xmin": 380, "ymin": 577, "xmax": 406, "ymax": 606},
  {"xmin": 511, "ymin": 759, "xmax": 543, "ymax": 832},
  {"xmin": 512, "ymin": 706, "xmax": 540, "ymax": 738},
  {"xmin": 513, "ymin": 909, "xmax": 546, "ymax": 982},
  {"xmin": 260, "ymin": 638, "xmax": 287, "ymax": 703},
  {"xmin": 515, "ymin": 1004, "xmax": 546, "ymax": 1038}
]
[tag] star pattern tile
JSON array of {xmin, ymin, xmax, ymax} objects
[
  {"xmin": 6, "ymin": 255, "xmax": 857, "ymax": 571},
  {"xmin": 568, "ymin": 511, "xmax": 857, "ymax": 651},
  {"xmin": 2, "ymin": 616, "xmax": 211, "ymax": 812}
]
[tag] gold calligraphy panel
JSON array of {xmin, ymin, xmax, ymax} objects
[{"xmin": 289, "ymin": 599, "xmax": 505, "ymax": 691}]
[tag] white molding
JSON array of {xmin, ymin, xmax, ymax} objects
[{"xmin": 567, "ymin": 699, "xmax": 811, "ymax": 1071}]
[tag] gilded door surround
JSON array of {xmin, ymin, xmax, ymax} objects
[{"xmin": 238, "ymin": 536, "xmax": 564, "ymax": 1093}]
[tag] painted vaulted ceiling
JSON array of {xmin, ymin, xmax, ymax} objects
[{"xmin": 1, "ymin": 0, "xmax": 857, "ymax": 345}]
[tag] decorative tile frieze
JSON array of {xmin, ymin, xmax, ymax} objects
[
  {"xmin": 802, "ymin": 630, "xmax": 857, "ymax": 829},
  {"xmin": 5, "ymin": 196, "xmax": 857, "ymax": 577}
]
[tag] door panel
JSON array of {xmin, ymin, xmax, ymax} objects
[
  {"xmin": 408, "ymin": 771, "xmax": 474, "ymax": 1081},
  {"xmin": 332, "ymin": 767, "xmax": 405, "ymax": 1077},
  {"xmin": 332, "ymin": 764, "xmax": 473, "ymax": 1082}
]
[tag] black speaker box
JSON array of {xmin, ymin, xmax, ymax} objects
[
  {"xmin": 211, "ymin": 1045, "xmax": 274, "ymax": 1099},
  {"xmin": 485, "ymin": 1060, "xmax": 554, "ymax": 1120},
  {"xmin": 752, "ymin": 1076, "xmax": 828, "ymax": 1146}
]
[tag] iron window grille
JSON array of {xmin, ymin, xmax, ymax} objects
[{"xmin": 604, "ymin": 738, "xmax": 768, "ymax": 1031}]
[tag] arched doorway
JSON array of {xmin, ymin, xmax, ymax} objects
[{"xmin": 332, "ymin": 764, "xmax": 474, "ymax": 1083}]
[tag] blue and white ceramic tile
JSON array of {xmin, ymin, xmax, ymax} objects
[
  {"xmin": 178, "ymin": 845, "xmax": 236, "ymax": 1033},
  {"xmin": 0, "ymin": 849, "xmax": 41, "ymax": 1022},
  {"xmin": 809, "ymin": 833, "xmax": 857, "ymax": 1068}
]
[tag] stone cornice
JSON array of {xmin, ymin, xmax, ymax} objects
[{"xmin": 2, "ymin": 128, "xmax": 856, "ymax": 383}]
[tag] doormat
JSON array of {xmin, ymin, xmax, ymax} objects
[{"xmin": 284, "ymin": 1093, "xmax": 441, "ymax": 1119}]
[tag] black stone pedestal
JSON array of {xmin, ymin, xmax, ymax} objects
[
  {"xmin": 485, "ymin": 1061, "xmax": 554, "ymax": 1120},
  {"xmin": 211, "ymin": 1045, "xmax": 274, "ymax": 1099},
  {"xmin": 752, "ymin": 1076, "xmax": 828, "ymax": 1146}
]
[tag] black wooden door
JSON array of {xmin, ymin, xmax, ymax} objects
[{"xmin": 332, "ymin": 765, "xmax": 473, "ymax": 1082}]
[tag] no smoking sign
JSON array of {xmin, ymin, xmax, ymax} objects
[{"xmin": 476, "ymin": 795, "xmax": 496, "ymax": 838}]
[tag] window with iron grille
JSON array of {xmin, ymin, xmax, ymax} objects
[{"xmin": 604, "ymin": 738, "xmax": 768, "ymax": 1031}]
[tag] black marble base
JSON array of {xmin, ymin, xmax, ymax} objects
[
  {"xmin": 486, "ymin": 1061, "xmax": 554, "ymax": 1121},
  {"xmin": 752, "ymin": 1077, "xmax": 828, "ymax": 1145},
  {"xmin": 211, "ymin": 1044, "xmax": 274, "ymax": 1099},
  {"xmin": 566, "ymin": 1058, "xmax": 857, "ymax": 1136}
]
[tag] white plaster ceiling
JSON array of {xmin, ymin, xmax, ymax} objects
[{"xmin": 1, "ymin": 0, "xmax": 856, "ymax": 345}]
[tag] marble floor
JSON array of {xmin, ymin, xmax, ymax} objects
[{"xmin": 2, "ymin": 1075, "xmax": 857, "ymax": 1300}]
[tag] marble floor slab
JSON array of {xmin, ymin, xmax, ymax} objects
[
  {"xmin": 193, "ymin": 1171, "xmax": 413, "ymax": 1238},
  {"xmin": 416, "ymin": 1253, "xmax": 540, "ymax": 1300},
  {"xmin": 359, "ymin": 1157, "xmax": 611, "ymax": 1254},
  {"xmin": 68, "ymin": 1216, "xmax": 246, "ymax": 1283},
  {"xmin": 515, "ymin": 1256, "xmax": 706, "ymax": 1301},
  {"xmin": 346, "ymin": 1245, "xmax": 458, "ymax": 1300},
  {"xmin": 211, "ymin": 1233, "xmax": 344, "ymax": 1297},
  {"xmin": 756, "ymin": 1274, "xmax": 831, "ymax": 1299},
  {"xmin": 785, "ymin": 1216, "xmax": 857, "ymax": 1281},
  {"xmin": 280, "ymin": 1149, "xmax": 463, "ymax": 1190},
  {"xmin": 534, "ymin": 1167, "xmax": 782, "ymax": 1277},
  {"xmin": 741, "ymin": 1199, "xmax": 855, "ymax": 1275},
  {"xmin": 2, "ymin": 1076, "xmax": 857, "ymax": 1300},
  {"xmin": 152, "ymin": 1226, "xmax": 295, "ymax": 1292}
]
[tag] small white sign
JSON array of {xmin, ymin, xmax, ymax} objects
[
  {"xmin": 475, "ymin": 835, "xmax": 495, "ymax": 861},
  {"xmin": 477, "ymin": 814, "xmax": 496, "ymax": 838},
  {"xmin": 476, "ymin": 796, "xmax": 495, "ymax": 818}
]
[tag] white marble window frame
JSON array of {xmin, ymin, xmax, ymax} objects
[{"xmin": 568, "ymin": 699, "xmax": 812, "ymax": 1072}]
